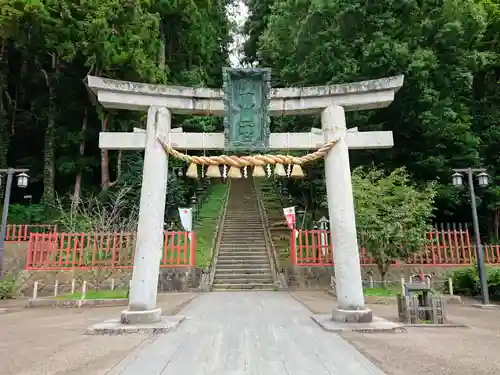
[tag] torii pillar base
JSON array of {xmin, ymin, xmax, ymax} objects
[
  {"xmin": 121, "ymin": 308, "xmax": 162, "ymax": 324},
  {"xmin": 331, "ymin": 308, "xmax": 373, "ymax": 323}
]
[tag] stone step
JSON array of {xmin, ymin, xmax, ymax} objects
[
  {"xmin": 218, "ymin": 253, "xmax": 268, "ymax": 259},
  {"xmin": 224, "ymin": 222, "xmax": 262, "ymax": 225},
  {"xmin": 218, "ymin": 249, "xmax": 267, "ymax": 253},
  {"xmin": 219, "ymin": 243, "xmax": 267, "ymax": 247},
  {"xmin": 215, "ymin": 268, "xmax": 271, "ymax": 274},
  {"xmin": 217, "ymin": 260, "xmax": 269, "ymax": 265},
  {"xmin": 221, "ymin": 232, "xmax": 265, "ymax": 236},
  {"xmin": 217, "ymin": 261, "xmax": 270, "ymax": 267},
  {"xmin": 224, "ymin": 216, "xmax": 261, "ymax": 219},
  {"xmin": 224, "ymin": 214, "xmax": 261, "ymax": 217},
  {"xmin": 220, "ymin": 244, "xmax": 267, "ymax": 248},
  {"xmin": 223, "ymin": 224, "xmax": 263, "ymax": 227},
  {"xmin": 214, "ymin": 273, "xmax": 272, "ymax": 280},
  {"xmin": 218, "ymin": 251, "xmax": 268, "ymax": 256},
  {"xmin": 217, "ymin": 250, "xmax": 268, "ymax": 255},
  {"xmin": 216, "ymin": 262, "xmax": 270, "ymax": 269},
  {"xmin": 224, "ymin": 220, "xmax": 261, "ymax": 226},
  {"xmin": 220, "ymin": 240, "xmax": 267, "ymax": 245},
  {"xmin": 213, "ymin": 277, "xmax": 274, "ymax": 284},
  {"xmin": 224, "ymin": 215, "xmax": 260, "ymax": 217},
  {"xmin": 223, "ymin": 219, "xmax": 261, "ymax": 223},
  {"xmin": 219, "ymin": 242, "xmax": 267, "ymax": 246},
  {"xmin": 211, "ymin": 283, "xmax": 276, "ymax": 290},
  {"xmin": 222, "ymin": 229, "xmax": 264, "ymax": 235},
  {"xmin": 218, "ymin": 244, "xmax": 267, "ymax": 248},
  {"xmin": 226, "ymin": 209, "xmax": 259, "ymax": 211},
  {"xmin": 219, "ymin": 244, "xmax": 265, "ymax": 250},
  {"xmin": 218, "ymin": 252, "xmax": 268, "ymax": 256},
  {"xmin": 223, "ymin": 225, "xmax": 263, "ymax": 228}
]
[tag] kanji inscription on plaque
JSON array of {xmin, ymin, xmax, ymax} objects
[{"xmin": 222, "ymin": 68, "xmax": 271, "ymax": 152}]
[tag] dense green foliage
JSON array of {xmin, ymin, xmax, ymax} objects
[
  {"xmin": 351, "ymin": 167, "xmax": 436, "ymax": 279},
  {"xmin": 450, "ymin": 265, "xmax": 500, "ymax": 300},
  {"xmin": 0, "ymin": 0, "xmax": 232, "ymax": 224},
  {"xmin": 244, "ymin": 0, "xmax": 500, "ymax": 240}
]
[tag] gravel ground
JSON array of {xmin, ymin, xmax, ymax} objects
[
  {"xmin": 291, "ymin": 291, "xmax": 500, "ymax": 375},
  {"xmin": 0, "ymin": 293, "xmax": 197, "ymax": 375}
]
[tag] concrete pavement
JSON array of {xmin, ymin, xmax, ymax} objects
[{"xmin": 108, "ymin": 291, "xmax": 387, "ymax": 375}]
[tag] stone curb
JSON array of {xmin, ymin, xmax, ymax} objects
[
  {"xmin": 403, "ymin": 323, "xmax": 468, "ymax": 328},
  {"xmin": 311, "ymin": 314, "xmax": 406, "ymax": 333},
  {"xmin": 85, "ymin": 315, "xmax": 186, "ymax": 335},
  {"xmin": 25, "ymin": 298, "xmax": 128, "ymax": 308},
  {"xmin": 471, "ymin": 303, "xmax": 500, "ymax": 310}
]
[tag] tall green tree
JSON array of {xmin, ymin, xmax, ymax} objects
[{"xmin": 351, "ymin": 167, "xmax": 436, "ymax": 281}]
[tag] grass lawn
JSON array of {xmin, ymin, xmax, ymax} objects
[
  {"xmin": 56, "ymin": 289, "xmax": 128, "ymax": 300},
  {"xmin": 195, "ymin": 182, "xmax": 228, "ymax": 268},
  {"xmin": 363, "ymin": 287, "xmax": 400, "ymax": 297}
]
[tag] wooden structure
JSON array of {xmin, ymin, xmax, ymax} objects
[{"xmin": 290, "ymin": 226, "xmax": 500, "ymax": 266}]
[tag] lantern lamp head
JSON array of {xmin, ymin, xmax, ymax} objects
[
  {"xmin": 451, "ymin": 172, "xmax": 463, "ymax": 187},
  {"xmin": 477, "ymin": 172, "xmax": 489, "ymax": 188},
  {"xmin": 16, "ymin": 172, "xmax": 29, "ymax": 188}
]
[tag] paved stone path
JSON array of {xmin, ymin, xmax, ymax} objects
[{"xmin": 108, "ymin": 292, "xmax": 386, "ymax": 375}]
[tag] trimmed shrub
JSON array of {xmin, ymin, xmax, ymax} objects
[{"xmin": 449, "ymin": 266, "xmax": 500, "ymax": 301}]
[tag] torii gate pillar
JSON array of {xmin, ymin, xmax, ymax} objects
[
  {"xmin": 122, "ymin": 106, "xmax": 170, "ymax": 324},
  {"xmin": 323, "ymin": 105, "xmax": 370, "ymax": 322}
]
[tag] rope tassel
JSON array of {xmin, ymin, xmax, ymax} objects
[
  {"xmin": 228, "ymin": 166, "xmax": 242, "ymax": 179},
  {"xmin": 291, "ymin": 164, "xmax": 305, "ymax": 178},
  {"xmin": 205, "ymin": 165, "xmax": 221, "ymax": 178},
  {"xmin": 274, "ymin": 163, "xmax": 287, "ymax": 177},
  {"xmin": 252, "ymin": 165, "xmax": 266, "ymax": 178},
  {"xmin": 186, "ymin": 163, "xmax": 198, "ymax": 179}
]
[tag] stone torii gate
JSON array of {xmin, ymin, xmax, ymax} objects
[{"xmin": 87, "ymin": 70, "xmax": 403, "ymax": 327}]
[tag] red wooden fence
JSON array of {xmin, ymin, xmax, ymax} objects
[
  {"xmin": 5, "ymin": 224, "xmax": 58, "ymax": 242},
  {"xmin": 290, "ymin": 228, "xmax": 500, "ymax": 267},
  {"xmin": 25, "ymin": 231, "xmax": 196, "ymax": 270}
]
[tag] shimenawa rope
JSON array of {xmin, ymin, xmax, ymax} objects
[
  {"xmin": 156, "ymin": 136, "xmax": 342, "ymax": 167},
  {"xmin": 156, "ymin": 133, "xmax": 342, "ymax": 179}
]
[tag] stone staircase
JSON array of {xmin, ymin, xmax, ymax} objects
[{"xmin": 212, "ymin": 179, "xmax": 275, "ymax": 291}]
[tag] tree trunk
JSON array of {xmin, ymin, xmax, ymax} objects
[
  {"xmin": 0, "ymin": 82, "xmax": 8, "ymax": 170},
  {"xmin": 100, "ymin": 114, "xmax": 122, "ymax": 192},
  {"xmin": 72, "ymin": 107, "xmax": 88, "ymax": 204},
  {"xmin": 377, "ymin": 263, "xmax": 388, "ymax": 287},
  {"xmin": 158, "ymin": 22, "xmax": 166, "ymax": 70},
  {"xmin": 0, "ymin": 43, "xmax": 10, "ymax": 170},
  {"xmin": 41, "ymin": 60, "xmax": 57, "ymax": 205},
  {"xmin": 42, "ymin": 95, "xmax": 56, "ymax": 205},
  {"xmin": 100, "ymin": 114, "xmax": 110, "ymax": 191},
  {"xmin": 493, "ymin": 208, "xmax": 500, "ymax": 241}
]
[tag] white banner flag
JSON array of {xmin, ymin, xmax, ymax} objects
[
  {"xmin": 284, "ymin": 206, "xmax": 299, "ymax": 239},
  {"xmin": 283, "ymin": 206, "xmax": 296, "ymax": 230},
  {"xmin": 178, "ymin": 208, "xmax": 193, "ymax": 232}
]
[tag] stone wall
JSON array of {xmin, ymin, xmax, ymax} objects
[
  {"xmin": 5, "ymin": 243, "xmax": 202, "ymax": 296},
  {"xmin": 284, "ymin": 264, "xmax": 469, "ymax": 290},
  {"xmin": 158, "ymin": 268, "xmax": 202, "ymax": 292}
]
